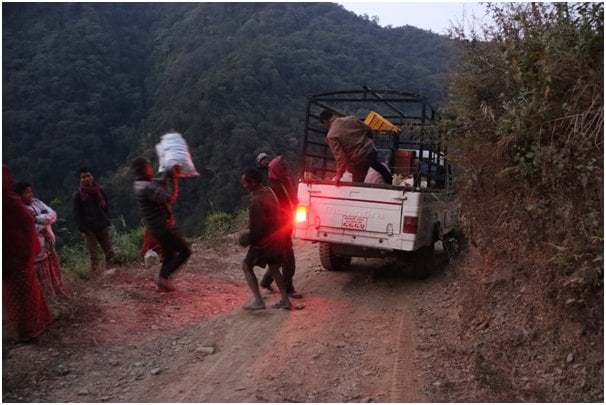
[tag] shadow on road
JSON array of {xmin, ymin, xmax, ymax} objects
[{"xmin": 336, "ymin": 243, "xmax": 453, "ymax": 286}]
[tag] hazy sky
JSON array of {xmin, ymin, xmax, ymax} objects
[{"xmin": 339, "ymin": 2, "xmax": 491, "ymax": 34}]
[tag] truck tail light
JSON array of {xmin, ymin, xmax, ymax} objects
[
  {"xmin": 295, "ymin": 206, "xmax": 308, "ymax": 223},
  {"xmin": 403, "ymin": 216, "xmax": 418, "ymax": 234}
]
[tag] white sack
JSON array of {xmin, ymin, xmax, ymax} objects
[
  {"xmin": 144, "ymin": 249, "xmax": 160, "ymax": 267},
  {"xmin": 364, "ymin": 163, "xmax": 390, "ymax": 184},
  {"xmin": 155, "ymin": 132, "xmax": 200, "ymax": 177}
]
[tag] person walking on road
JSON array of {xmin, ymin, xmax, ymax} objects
[
  {"xmin": 239, "ymin": 168, "xmax": 292, "ymax": 310},
  {"xmin": 131, "ymin": 157, "xmax": 191, "ymax": 292},
  {"xmin": 259, "ymin": 156, "xmax": 302, "ymax": 298}
]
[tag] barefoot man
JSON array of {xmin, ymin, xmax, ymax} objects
[{"xmin": 239, "ymin": 168, "xmax": 292, "ymax": 310}]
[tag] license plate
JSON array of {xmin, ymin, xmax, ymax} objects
[{"xmin": 341, "ymin": 215, "xmax": 367, "ymax": 230}]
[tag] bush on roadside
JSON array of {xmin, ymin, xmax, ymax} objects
[
  {"xmin": 112, "ymin": 225, "xmax": 145, "ymax": 264},
  {"xmin": 446, "ymin": 1, "xmax": 603, "ymax": 298},
  {"xmin": 204, "ymin": 208, "xmax": 249, "ymax": 239},
  {"xmin": 60, "ymin": 226, "xmax": 145, "ymax": 278},
  {"xmin": 204, "ymin": 210, "xmax": 234, "ymax": 238}
]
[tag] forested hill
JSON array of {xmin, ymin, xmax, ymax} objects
[{"xmin": 2, "ymin": 2, "xmax": 457, "ymax": 238}]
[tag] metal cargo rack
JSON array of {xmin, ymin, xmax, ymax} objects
[{"xmin": 300, "ymin": 86, "xmax": 449, "ymax": 191}]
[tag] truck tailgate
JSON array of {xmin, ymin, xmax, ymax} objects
[{"xmin": 298, "ymin": 183, "xmax": 405, "ymax": 234}]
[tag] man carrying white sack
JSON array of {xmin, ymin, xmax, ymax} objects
[
  {"xmin": 130, "ymin": 157, "xmax": 191, "ymax": 292},
  {"xmin": 156, "ymin": 132, "xmax": 200, "ymax": 177}
]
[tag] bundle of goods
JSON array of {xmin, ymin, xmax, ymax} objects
[
  {"xmin": 156, "ymin": 132, "xmax": 199, "ymax": 177},
  {"xmin": 393, "ymin": 150, "xmax": 416, "ymax": 177},
  {"xmin": 144, "ymin": 250, "xmax": 160, "ymax": 267}
]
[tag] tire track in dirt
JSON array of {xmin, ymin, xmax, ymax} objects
[
  {"xmin": 391, "ymin": 298, "xmax": 424, "ymax": 402},
  {"xmin": 335, "ymin": 263, "xmax": 427, "ymax": 403}
]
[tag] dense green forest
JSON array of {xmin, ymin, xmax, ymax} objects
[{"xmin": 2, "ymin": 2, "xmax": 457, "ymax": 242}]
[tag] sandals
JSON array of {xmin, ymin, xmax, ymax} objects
[
  {"xmin": 272, "ymin": 301, "xmax": 292, "ymax": 310},
  {"xmin": 271, "ymin": 301, "xmax": 305, "ymax": 310},
  {"xmin": 156, "ymin": 277, "xmax": 176, "ymax": 292},
  {"xmin": 287, "ymin": 291, "xmax": 303, "ymax": 299},
  {"xmin": 243, "ymin": 301, "xmax": 266, "ymax": 311}
]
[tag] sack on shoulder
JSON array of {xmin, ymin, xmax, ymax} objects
[{"xmin": 156, "ymin": 132, "xmax": 200, "ymax": 177}]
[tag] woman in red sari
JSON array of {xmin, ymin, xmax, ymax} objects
[{"xmin": 2, "ymin": 165, "xmax": 53, "ymax": 342}]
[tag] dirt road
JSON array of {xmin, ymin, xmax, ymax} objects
[{"xmin": 3, "ymin": 237, "xmax": 454, "ymax": 402}]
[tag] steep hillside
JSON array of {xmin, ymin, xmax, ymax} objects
[{"xmin": 441, "ymin": 3, "xmax": 603, "ymax": 400}]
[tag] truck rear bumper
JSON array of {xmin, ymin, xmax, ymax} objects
[
  {"xmin": 295, "ymin": 227, "xmax": 417, "ymax": 252},
  {"xmin": 322, "ymin": 242, "xmax": 401, "ymax": 258}
]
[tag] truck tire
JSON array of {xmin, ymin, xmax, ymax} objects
[
  {"xmin": 442, "ymin": 230, "xmax": 460, "ymax": 262},
  {"xmin": 319, "ymin": 243, "xmax": 352, "ymax": 271}
]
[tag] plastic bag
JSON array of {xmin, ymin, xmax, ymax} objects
[
  {"xmin": 144, "ymin": 249, "xmax": 160, "ymax": 267},
  {"xmin": 155, "ymin": 132, "xmax": 200, "ymax": 177}
]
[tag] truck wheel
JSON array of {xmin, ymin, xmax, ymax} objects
[
  {"xmin": 319, "ymin": 243, "xmax": 351, "ymax": 271},
  {"xmin": 442, "ymin": 230, "xmax": 460, "ymax": 262}
]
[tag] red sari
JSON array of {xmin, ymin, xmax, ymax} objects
[{"xmin": 3, "ymin": 165, "xmax": 53, "ymax": 341}]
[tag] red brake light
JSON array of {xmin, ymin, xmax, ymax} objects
[
  {"xmin": 295, "ymin": 206, "xmax": 308, "ymax": 223},
  {"xmin": 403, "ymin": 216, "xmax": 418, "ymax": 234}
]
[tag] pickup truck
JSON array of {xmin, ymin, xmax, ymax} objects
[{"xmin": 293, "ymin": 87, "xmax": 460, "ymax": 276}]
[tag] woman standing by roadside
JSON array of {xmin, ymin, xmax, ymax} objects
[
  {"xmin": 14, "ymin": 182, "xmax": 67, "ymax": 298},
  {"xmin": 3, "ymin": 165, "xmax": 53, "ymax": 343}
]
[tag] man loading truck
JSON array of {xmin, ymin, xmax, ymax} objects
[
  {"xmin": 294, "ymin": 88, "xmax": 460, "ymax": 276},
  {"xmin": 319, "ymin": 109, "xmax": 393, "ymax": 185}
]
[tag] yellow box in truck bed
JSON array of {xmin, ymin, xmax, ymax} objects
[{"xmin": 364, "ymin": 111, "xmax": 401, "ymax": 133}]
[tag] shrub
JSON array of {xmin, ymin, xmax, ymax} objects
[
  {"xmin": 446, "ymin": 2, "xmax": 603, "ymax": 288},
  {"xmin": 232, "ymin": 208, "xmax": 249, "ymax": 231},
  {"xmin": 59, "ymin": 242, "xmax": 91, "ymax": 279},
  {"xmin": 204, "ymin": 210, "xmax": 234, "ymax": 238},
  {"xmin": 59, "ymin": 226, "xmax": 145, "ymax": 278},
  {"xmin": 112, "ymin": 225, "xmax": 145, "ymax": 263}
]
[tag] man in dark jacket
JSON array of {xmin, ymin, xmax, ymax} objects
[
  {"xmin": 73, "ymin": 167, "xmax": 115, "ymax": 274},
  {"xmin": 239, "ymin": 168, "xmax": 292, "ymax": 310},
  {"xmin": 130, "ymin": 157, "xmax": 191, "ymax": 292}
]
